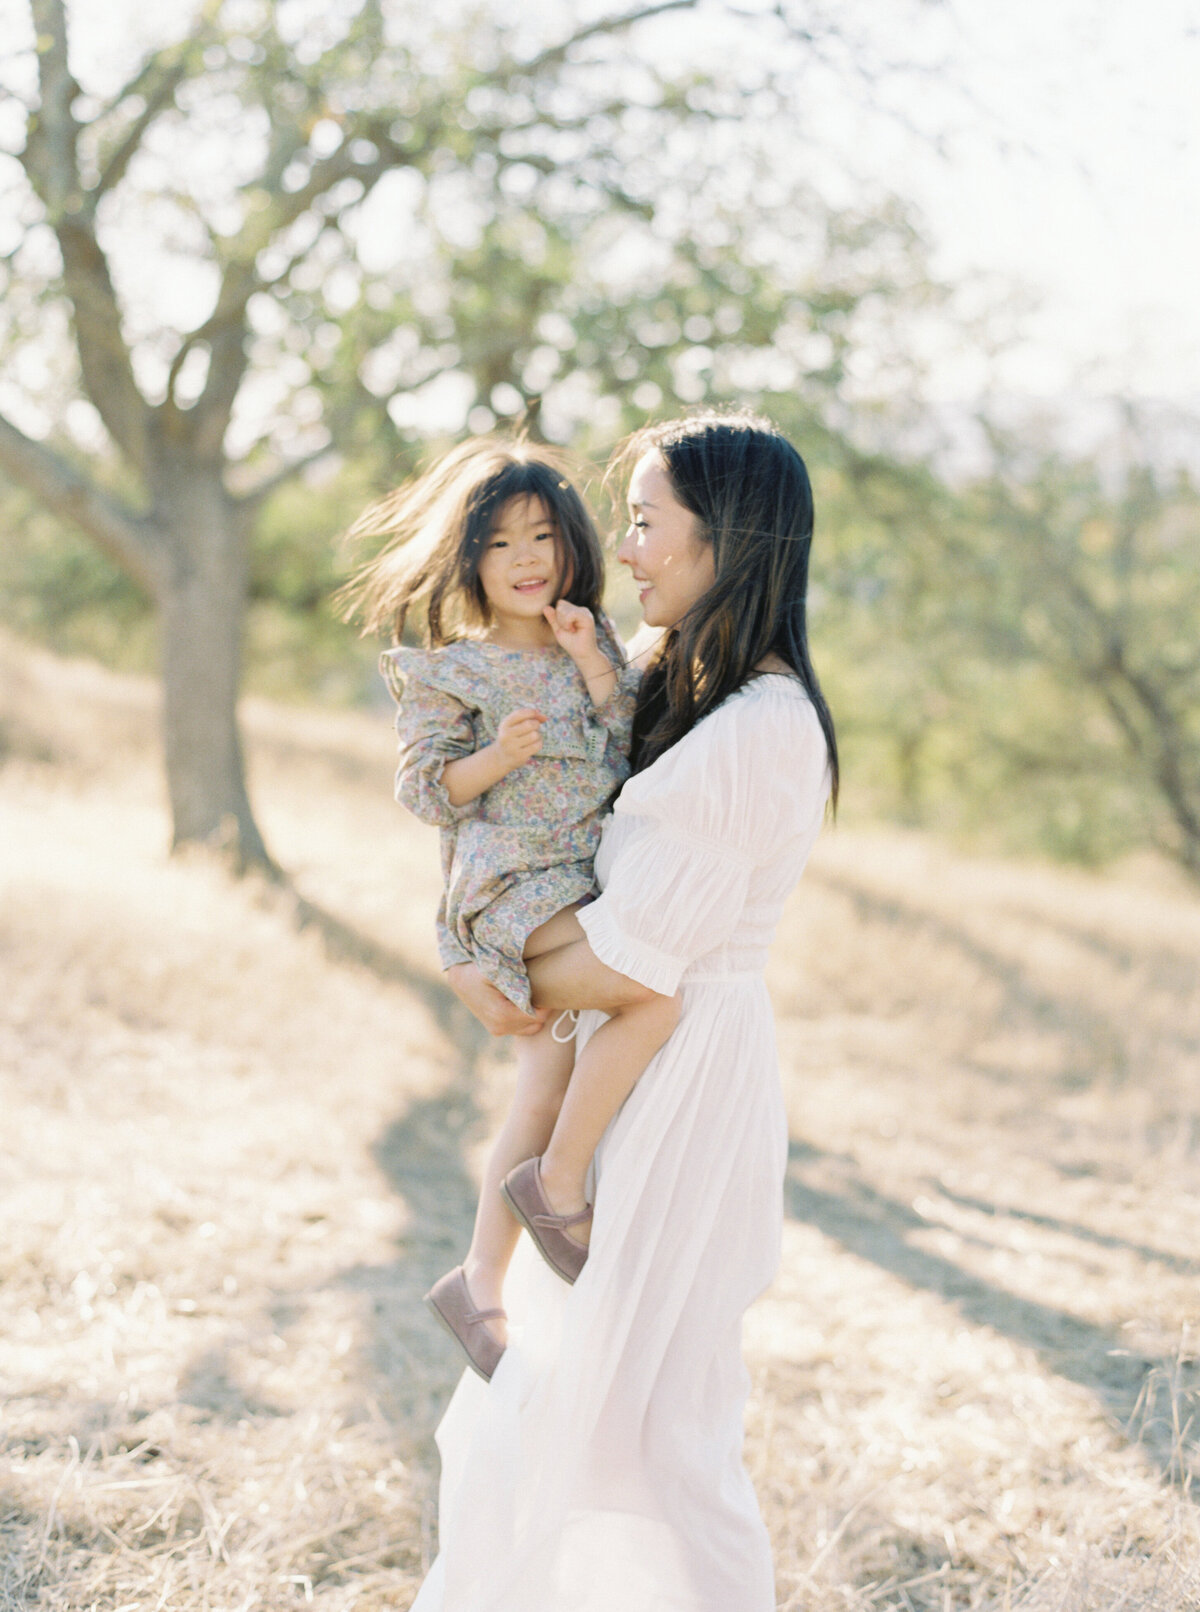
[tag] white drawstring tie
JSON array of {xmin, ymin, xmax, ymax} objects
[{"xmin": 551, "ymin": 1010, "xmax": 580, "ymax": 1044}]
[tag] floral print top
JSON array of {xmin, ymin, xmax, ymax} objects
[{"xmin": 381, "ymin": 617, "xmax": 640, "ymax": 1011}]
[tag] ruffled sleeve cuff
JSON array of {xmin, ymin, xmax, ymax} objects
[
  {"xmin": 577, "ymin": 895, "xmax": 686, "ymax": 997},
  {"xmin": 399, "ymin": 754, "xmax": 479, "ymax": 827}
]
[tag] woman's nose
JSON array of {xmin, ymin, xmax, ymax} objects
[{"xmin": 616, "ymin": 529, "xmax": 635, "ymax": 566}]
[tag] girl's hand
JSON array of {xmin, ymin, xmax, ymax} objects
[
  {"xmin": 495, "ymin": 707, "xmax": 545, "ymax": 769},
  {"xmin": 544, "ymin": 601, "xmax": 616, "ymax": 709},
  {"xmin": 445, "ymin": 963, "xmax": 548, "ymax": 1037},
  {"xmin": 543, "ymin": 600, "xmax": 599, "ymax": 662}
]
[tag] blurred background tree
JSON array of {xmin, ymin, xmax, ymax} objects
[
  {"xmin": 2, "ymin": 0, "xmax": 1197, "ymax": 881},
  {"xmin": 0, "ymin": 0, "xmax": 936, "ymax": 867}
]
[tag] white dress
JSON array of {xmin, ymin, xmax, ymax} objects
[{"xmin": 411, "ymin": 675, "xmax": 831, "ymax": 1612}]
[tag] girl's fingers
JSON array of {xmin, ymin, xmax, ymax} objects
[
  {"xmin": 544, "ymin": 601, "xmax": 591, "ymax": 633},
  {"xmin": 498, "ymin": 709, "xmax": 545, "ymax": 738}
]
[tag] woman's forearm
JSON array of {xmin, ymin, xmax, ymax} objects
[{"xmin": 526, "ymin": 938, "xmax": 659, "ymax": 1014}]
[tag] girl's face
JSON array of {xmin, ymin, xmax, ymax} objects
[
  {"xmin": 477, "ymin": 495, "xmax": 562, "ymax": 627},
  {"xmin": 618, "ymin": 450, "xmax": 715, "ymax": 629}
]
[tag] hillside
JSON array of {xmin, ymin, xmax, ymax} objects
[{"xmin": 2, "ymin": 631, "xmax": 1199, "ymax": 1611}]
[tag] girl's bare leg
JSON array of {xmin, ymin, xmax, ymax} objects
[
  {"xmin": 464, "ymin": 905, "xmax": 678, "ymax": 1303},
  {"xmin": 461, "ymin": 1019, "xmax": 574, "ymax": 1338},
  {"xmin": 536, "ymin": 989, "xmax": 680, "ymax": 1244}
]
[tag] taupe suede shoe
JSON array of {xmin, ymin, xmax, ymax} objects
[
  {"xmin": 424, "ymin": 1267, "xmax": 506, "ymax": 1382},
  {"xmin": 500, "ymin": 1158, "xmax": 592, "ymax": 1285}
]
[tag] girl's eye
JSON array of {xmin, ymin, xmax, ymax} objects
[
  {"xmin": 488, "ymin": 539, "xmax": 507, "ymax": 549},
  {"xmin": 534, "ymin": 531, "xmax": 554, "ymax": 541}
]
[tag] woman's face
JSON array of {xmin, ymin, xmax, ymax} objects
[{"xmin": 618, "ymin": 451, "xmax": 715, "ymax": 629}]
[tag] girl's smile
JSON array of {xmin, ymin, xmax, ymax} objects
[{"xmin": 479, "ymin": 495, "xmax": 563, "ymax": 643}]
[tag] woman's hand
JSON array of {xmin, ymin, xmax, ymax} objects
[{"xmin": 445, "ymin": 962, "xmax": 548, "ymax": 1037}]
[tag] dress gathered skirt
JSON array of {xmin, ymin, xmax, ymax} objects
[{"xmin": 410, "ymin": 676, "xmax": 831, "ymax": 1612}]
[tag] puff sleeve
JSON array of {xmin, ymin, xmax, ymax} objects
[
  {"xmin": 577, "ymin": 682, "xmax": 830, "ymax": 994},
  {"xmin": 381, "ymin": 648, "xmax": 481, "ymax": 827}
]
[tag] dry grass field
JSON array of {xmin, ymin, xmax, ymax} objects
[{"xmin": 2, "ymin": 628, "xmax": 1199, "ymax": 1612}]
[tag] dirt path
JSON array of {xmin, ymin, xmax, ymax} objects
[{"xmin": 2, "ymin": 636, "xmax": 1199, "ymax": 1611}]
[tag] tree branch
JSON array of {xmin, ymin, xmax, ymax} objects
[
  {"xmin": 24, "ymin": 0, "xmax": 150, "ymax": 472},
  {"xmin": 0, "ymin": 411, "xmax": 163, "ymax": 594},
  {"xmin": 92, "ymin": 57, "xmax": 189, "ymax": 202},
  {"xmin": 517, "ymin": 0, "xmax": 700, "ymax": 77},
  {"xmin": 186, "ymin": 143, "xmax": 412, "ymax": 455},
  {"xmin": 188, "ymin": 259, "xmax": 256, "ymax": 460},
  {"xmin": 232, "ymin": 443, "xmax": 336, "ymax": 509}
]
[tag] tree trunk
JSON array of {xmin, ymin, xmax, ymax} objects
[{"xmin": 157, "ymin": 461, "xmax": 273, "ymax": 870}]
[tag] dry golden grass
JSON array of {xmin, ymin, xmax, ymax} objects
[{"xmin": 2, "ymin": 628, "xmax": 1199, "ymax": 1611}]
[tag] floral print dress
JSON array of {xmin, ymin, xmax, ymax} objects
[{"xmin": 381, "ymin": 622, "xmax": 640, "ymax": 1012}]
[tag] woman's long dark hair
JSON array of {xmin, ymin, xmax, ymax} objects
[
  {"xmin": 337, "ymin": 437, "xmax": 605, "ymax": 644},
  {"xmin": 615, "ymin": 411, "xmax": 839, "ymax": 808}
]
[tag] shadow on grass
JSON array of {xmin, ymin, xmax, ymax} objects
[
  {"xmin": 807, "ymin": 869, "xmax": 1133, "ymax": 1086},
  {"xmin": 930, "ymin": 1184, "xmax": 1200, "ymax": 1278},
  {"xmin": 280, "ymin": 883, "xmax": 495, "ymax": 1450},
  {"xmin": 288, "ymin": 886, "xmax": 489, "ymax": 1063},
  {"xmin": 785, "ymin": 1140, "xmax": 1195, "ymax": 1484}
]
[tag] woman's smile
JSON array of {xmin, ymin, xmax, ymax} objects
[{"xmin": 618, "ymin": 452, "xmax": 715, "ymax": 629}]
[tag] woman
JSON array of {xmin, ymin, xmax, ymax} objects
[{"xmin": 412, "ymin": 411, "xmax": 837, "ymax": 1612}]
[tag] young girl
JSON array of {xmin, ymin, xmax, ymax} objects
[{"xmin": 340, "ymin": 438, "xmax": 680, "ymax": 1384}]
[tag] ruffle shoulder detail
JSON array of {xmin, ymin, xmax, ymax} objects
[{"xmin": 379, "ymin": 641, "xmax": 492, "ymax": 712}]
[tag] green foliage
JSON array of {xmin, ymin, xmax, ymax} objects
[
  {"xmin": 0, "ymin": 481, "xmax": 156, "ymax": 671},
  {"xmin": 246, "ymin": 458, "xmax": 400, "ymax": 703},
  {"xmin": 803, "ymin": 416, "xmax": 1200, "ymax": 874}
]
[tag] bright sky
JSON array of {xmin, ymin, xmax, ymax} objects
[
  {"xmin": 2, "ymin": 0, "xmax": 1198, "ymax": 413},
  {"xmin": 634, "ymin": 0, "xmax": 1200, "ymax": 406},
  {"xmin": 860, "ymin": 0, "xmax": 1200, "ymax": 404}
]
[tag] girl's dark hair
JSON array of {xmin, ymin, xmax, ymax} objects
[
  {"xmin": 338, "ymin": 437, "xmax": 605, "ymax": 643},
  {"xmin": 614, "ymin": 410, "xmax": 838, "ymax": 808}
]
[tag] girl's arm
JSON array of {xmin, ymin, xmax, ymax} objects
[
  {"xmin": 543, "ymin": 602, "xmax": 623, "ymax": 711},
  {"xmin": 442, "ymin": 707, "xmax": 545, "ymax": 806}
]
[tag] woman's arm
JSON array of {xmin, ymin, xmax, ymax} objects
[
  {"xmin": 445, "ymin": 964, "xmax": 549, "ymax": 1037},
  {"xmin": 445, "ymin": 939, "xmax": 661, "ymax": 1039}
]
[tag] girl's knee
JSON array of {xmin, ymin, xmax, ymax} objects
[{"xmin": 639, "ymin": 988, "xmax": 682, "ymax": 1035}]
